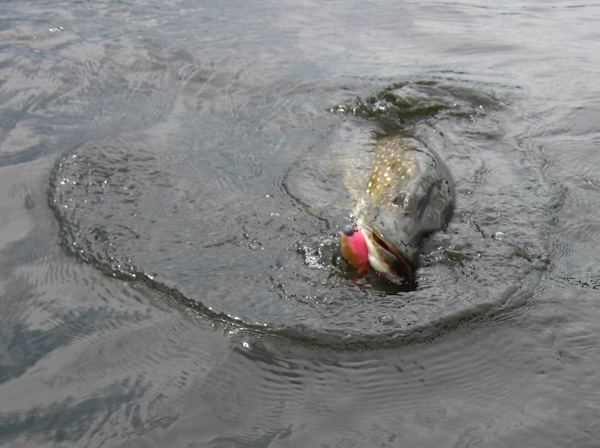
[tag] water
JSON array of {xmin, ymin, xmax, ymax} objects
[{"xmin": 2, "ymin": 0, "xmax": 600, "ymax": 446}]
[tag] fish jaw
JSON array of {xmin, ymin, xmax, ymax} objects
[
  {"xmin": 340, "ymin": 224, "xmax": 415, "ymax": 281},
  {"xmin": 360, "ymin": 225, "xmax": 415, "ymax": 281}
]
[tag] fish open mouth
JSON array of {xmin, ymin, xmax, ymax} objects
[{"xmin": 363, "ymin": 227, "xmax": 415, "ymax": 279}]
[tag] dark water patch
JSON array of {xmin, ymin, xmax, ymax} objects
[
  {"xmin": 47, "ymin": 80, "xmax": 558, "ymax": 347},
  {"xmin": 0, "ymin": 144, "xmax": 47, "ymax": 168},
  {"xmin": 0, "ymin": 303, "xmax": 152, "ymax": 385},
  {"xmin": 331, "ymin": 80, "xmax": 503, "ymax": 135},
  {"xmin": 0, "ymin": 376, "xmax": 155, "ymax": 446}
]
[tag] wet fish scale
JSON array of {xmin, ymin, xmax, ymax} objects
[{"xmin": 366, "ymin": 140, "xmax": 416, "ymax": 200}]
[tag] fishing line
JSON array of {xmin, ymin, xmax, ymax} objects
[
  {"xmin": 281, "ymin": 0, "xmax": 316, "ymax": 102},
  {"xmin": 280, "ymin": 0, "xmax": 344, "ymax": 178},
  {"xmin": 280, "ymin": 0, "xmax": 357, "ymax": 241}
]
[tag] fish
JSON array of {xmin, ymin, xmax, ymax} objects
[{"xmin": 341, "ymin": 136, "xmax": 455, "ymax": 282}]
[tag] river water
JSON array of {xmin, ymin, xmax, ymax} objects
[{"xmin": 2, "ymin": 0, "xmax": 600, "ymax": 446}]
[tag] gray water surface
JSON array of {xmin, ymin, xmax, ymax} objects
[{"xmin": 2, "ymin": 1, "xmax": 600, "ymax": 446}]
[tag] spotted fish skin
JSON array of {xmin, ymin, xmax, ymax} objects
[{"xmin": 353, "ymin": 136, "xmax": 454, "ymax": 280}]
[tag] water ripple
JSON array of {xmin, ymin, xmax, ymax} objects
[{"xmin": 44, "ymin": 80, "xmax": 558, "ymax": 347}]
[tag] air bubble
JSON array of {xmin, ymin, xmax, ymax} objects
[{"xmin": 379, "ymin": 315, "xmax": 395, "ymax": 325}]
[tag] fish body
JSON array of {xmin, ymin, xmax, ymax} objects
[{"xmin": 343, "ymin": 136, "xmax": 454, "ymax": 281}]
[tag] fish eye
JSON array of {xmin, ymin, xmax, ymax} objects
[{"xmin": 391, "ymin": 192, "xmax": 408, "ymax": 207}]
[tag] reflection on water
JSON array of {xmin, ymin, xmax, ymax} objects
[{"xmin": 1, "ymin": 0, "xmax": 600, "ymax": 446}]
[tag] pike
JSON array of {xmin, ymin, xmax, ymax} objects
[{"xmin": 341, "ymin": 136, "xmax": 455, "ymax": 282}]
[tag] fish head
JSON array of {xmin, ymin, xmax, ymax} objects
[
  {"xmin": 348, "ymin": 137, "xmax": 454, "ymax": 281},
  {"xmin": 356, "ymin": 190, "xmax": 420, "ymax": 281}
]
